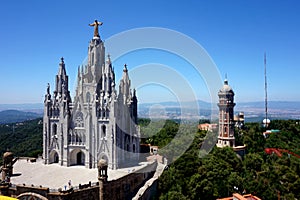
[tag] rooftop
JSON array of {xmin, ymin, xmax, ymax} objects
[
  {"xmin": 9, "ymin": 158, "xmax": 149, "ymax": 190},
  {"xmin": 217, "ymin": 193, "xmax": 262, "ymax": 200}
]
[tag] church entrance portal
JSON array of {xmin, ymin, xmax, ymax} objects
[
  {"xmin": 70, "ymin": 149, "xmax": 85, "ymax": 166},
  {"xmin": 77, "ymin": 151, "xmax": 84, "ymax": 165},
  {"xmin": 49, "ymin": 150, "xmax": 59, "ymax": 164}
]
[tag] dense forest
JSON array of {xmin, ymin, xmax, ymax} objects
[
  {"xmin": 139, "ymin": 119, "xmax": 300, "ymax": 199},
  {"xmin": 0, "ymin": 110, "xmax": 42, "ymax": 124},
  {"xmin": 0, "ymin": 118, "xmax": 43, "ymax": 164}
]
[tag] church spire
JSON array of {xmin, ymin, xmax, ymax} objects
[
  {"xmin": 119, "ymin": 64, "xmax": 131, "ymax": 104},
  {"xmin": 55, "ymin": 57, "xmax": 69, "ymax": 95}
]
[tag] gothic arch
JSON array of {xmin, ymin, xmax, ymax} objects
[
  {"xmin": 101, "ymin": 125, "xmax": 106, "ymax": 138},
  {"xmin": 125, "ymin": 136, "xmax": 130, "ymax": 151},
  {"xmin": 17, "ymin": 192, "xmax": 48, "ymax": 200},
  {"xmin": 70, "ymin": 149, "xmax": 85, "ymax": 166},
  {"xmin": 49, "ymin": 150, "xmax": 59, "ymax": 164},
  {"xmin": 52, "ymin": 123, "xmax": 57, "ymax": 135}
]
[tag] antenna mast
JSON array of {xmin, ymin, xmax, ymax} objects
[{"xmin": 264, "ymin": 52, "xmax": 268, "ymax": 127}]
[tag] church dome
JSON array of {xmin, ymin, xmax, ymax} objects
[
  {"xmin": 220, "ymin": 79, "xmax": 233, "ymax": 93},
  {"xmin": 98, "ymin": 159, "xmax": 108, "ymax": 167}
]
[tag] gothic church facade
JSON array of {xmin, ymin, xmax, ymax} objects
[{"xmin": 43, "ymin": 23, "xmax": 140, "ymax": 169}]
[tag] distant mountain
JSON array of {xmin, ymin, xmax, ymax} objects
[
  {"xmin": 0, "ymin": 110, "xmax": 42, "ymax": 124},
  {"xmin": 0, "ymin": 103, "xmax": 43, "ymax": 113}
]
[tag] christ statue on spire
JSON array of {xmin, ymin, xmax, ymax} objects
[{"xmin": 89, "ymin": 20, "xmax": 103, "ymax": 38}]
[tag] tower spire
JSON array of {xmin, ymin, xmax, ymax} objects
[
  {"xmin": 58, "ymin": 57, "xmax": 66, "ymax": 76},
  {"xmin": 56, "ymin": 57, "xmax": 68, "ymax": 94}
]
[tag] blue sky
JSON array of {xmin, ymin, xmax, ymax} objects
[{"xmin": 0, "ymin": 0, "xmax": 299, "ymax": 104}]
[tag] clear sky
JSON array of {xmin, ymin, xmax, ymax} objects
[{"xmin": 0, "ymin": 0, "xmax": 299, "ymax": 104}]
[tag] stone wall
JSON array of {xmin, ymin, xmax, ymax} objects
[
  {"xmin": 0, "ymin": 161, "xmax": 157, "ymax": 200},
  {"xmin": 103, "ymin": 161, "xmax": 157, "ymax": 200},
  {"xmin": 137, "ymin": 179, "xmax": 158, "ymax": 200}
]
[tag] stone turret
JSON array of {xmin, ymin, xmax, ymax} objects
[
  {"xmin": 1, "ymin": 151, "xmax": 18, "ymax": 182},
  {"xmin": 98, "ymin": 159, "xmax": 108, "ymax": 200}
]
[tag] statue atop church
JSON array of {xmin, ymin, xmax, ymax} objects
[{"xmin": 89, "ymin": 20, "xmax": 103, "ymax": 38}]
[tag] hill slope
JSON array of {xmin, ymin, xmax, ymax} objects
[
  {"xmin": 0, "ymin": 118, "xmax": 43, "ymax": 163},
  {"xmin": 0, "ymin": 110, "xmax": 42, "ymax": 124}
]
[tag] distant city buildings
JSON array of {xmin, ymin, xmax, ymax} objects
[{"xmin": 198, "ymin": 123, "xmax": 217, "ymax": 132}]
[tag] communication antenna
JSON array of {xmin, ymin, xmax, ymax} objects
[{"xmin": 264, "ymin": 52, "xmax": 268, "ymax": 127}]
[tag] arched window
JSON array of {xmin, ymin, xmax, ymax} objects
[
  {"xmin": 52, "ymin": 124, "xmax": 57, "ymax": 136},
  {"xmin": 82, "ymin": 133, "xmax": 86, "ymax": 144},
  {"xmin": 79, "ymin": 133, "xmax": 82, "ymax": 143},
  {"xmin": 86, "ymin": 92, "xmax": 91, "ymax": 103},
  {"xmin": 102, "ymin": 125, "xmax": 106, "ymax": 138},
  {"xmin": 76, "ymin": 133, "xmax": 79, "ymax": 143},
  {"xmin": 54, "ymin": 152, "xmax": 59, "ymax": 163},
  {"xmin": 68, "ymin": 132, "xmax": 72, "ymax": 144}
]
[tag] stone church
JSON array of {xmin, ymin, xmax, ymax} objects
[{"xmin": 43, "ymin": 21, "xmax": 140, "ymax": 169}]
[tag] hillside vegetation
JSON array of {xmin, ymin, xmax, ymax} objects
[
  {"xmin": 0, "ymin": 117, "xmax": 299, "ymax": 199},
  {"xmin": 139, "ymin": 119, "xmax": 300, "ymax": 200},
  {"xmin": 0, "ymin": 110, "xmax": 42, "ymax": 124},
  {"xmin": 0, "ymin": 118, "xmax": 43, "ymax": 164}
]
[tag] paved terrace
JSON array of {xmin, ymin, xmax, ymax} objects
[{"xmin": 9, "ymin": 158, "xmax": 150, "ymax": 190}]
